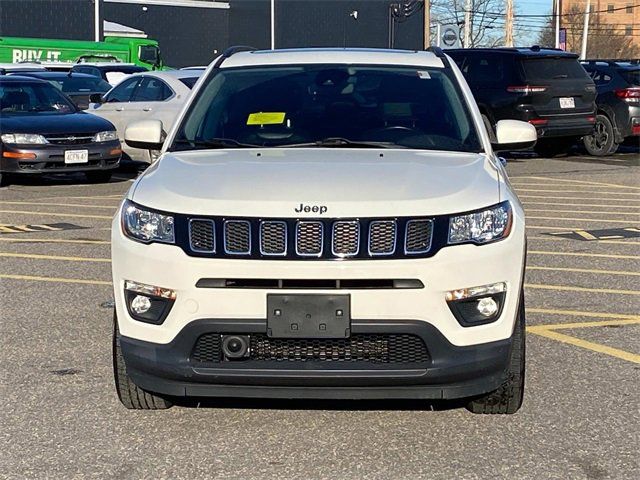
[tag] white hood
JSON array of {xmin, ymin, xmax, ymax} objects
[{"xmin": 131, "ymin": 149, "xmax": 500, "ymax": 217}]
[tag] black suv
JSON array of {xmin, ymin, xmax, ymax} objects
[
  {"xmin": 447, "ymin": 47, "xmax": 597, "ymax": 156},
  {"xmin": 581, "ymin": 60, "xmax": 640, "ymax": 156}
]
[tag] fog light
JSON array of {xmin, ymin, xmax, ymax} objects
[
  {"xmin": 477, "ymin": 297, "xmax": 499, "ymax": 317},
  {"xmin": 130, "ymin": 295, "xmax": 152, "ymax": 315},
  {"xmin": 124, "ymin": 280, "xmax": 176, "ymax": 324}
]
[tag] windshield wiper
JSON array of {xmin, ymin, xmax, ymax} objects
[
  {"xmin": 282, "ymin": 137, "xmax": 400, "ymax": 148},
  {"xmin": 173, "ymin": 138, "xmax": 259, "ymax": 149}
]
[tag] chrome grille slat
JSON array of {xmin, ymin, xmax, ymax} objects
[
  {"xmin": 224, "ymin": 220, "xmax": 251, "ymax": 254},
  {"xmin": 296, "ymin": 221, "xmax": 323, "ymax": 257},
  {"xmin": 368, "ymin": 220, "xmax": 396, "ymax": 255},
  {"xmin": 404, "ymin": 219, "xmax": 434, "ymax": 254},
  {"xmin": 332, "ymin": 221, "xmax": 360, "ymax": 257},
  {"xmin": 189, "ymin": 219, "xmax": 215, "ymax": 253},
  {"xmin": 260, "ymin": 221, "xmax": 287, "ymax": 256}
]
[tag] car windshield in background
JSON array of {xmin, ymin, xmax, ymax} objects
[
  {"xmin": 521, "ymin": 57, "xmax": 589, "ymax": 81},
  {"xmin": 0, "ymin": 81, "xmax": 76, "ymax": 114},
  {"xmin": 173, "ymin": 65, "xmax": 482, "ymax": 152},
  {"xmin": 179, "ymin": 76, "xmax": 200, "ymax": 89},
  {"xmin": 50, "ymin": 76, "xmax": 112, "ymax": 94},
  {"xmin": 620, "ymin": 69, "xmax": 640, "ymax": 86}
]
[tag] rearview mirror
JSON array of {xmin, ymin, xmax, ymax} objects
[
  {"xmin": 125, "ymin": 119, "xmax": 164, "ymax": 151},
  {"xmin": 492, "ymin": 120, "xmax": 537, "ymax": 152},
  {"xmin": 89, "ymin": 93, "xmax": 104, "ymax": 104}
]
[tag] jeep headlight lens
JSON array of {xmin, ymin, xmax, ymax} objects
[
  {"xmin": 122, "ymin": 200, "xmax": 175, "ymax": 244},
  {"xmin": 92, "ymin": 130, "xmax": 118, "ymax": 142},
  {"xmin": 448, "ymin": 201, "xmax": 512, "ymax": 245},
  {"xmin": 1, "ymin": 133, "xmax": 48, "ymax": 144}
]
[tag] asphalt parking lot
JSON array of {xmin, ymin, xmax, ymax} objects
[{"xmin": 1, "ymin": 150, "xmax": 639, "ymax": 480}]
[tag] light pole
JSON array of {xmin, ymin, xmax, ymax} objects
[{"xmin": 271, "ymin": 0, "xmax": 275, "ymax": 50}]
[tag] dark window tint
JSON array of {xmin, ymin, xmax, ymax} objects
[
  {"xmin": 132, "ymin": 77, "xmax": 173, "ymax": 101},
  {"xmin": 620, "ymin": 69, "xmax": 640, "ymax": 85},
  {"xmin": 105, "ymin": 77, "xmax": 139, "ymax": 102},
  {"xmin": 179, "ymin": 77, "xmax": 199, "ymax": 89},
  {"xmin": 521, "ymin": 58, "xmax": 590, "ymax": 81},
  {"xmin": 0, "ymin": 81, "xmax": 75, "ymax": 114},
  {"xmin": 58, "ymin": 77, "xmax": 112, "ymax": 94},
  {"xmin": 590, "ymin": 71, "xmax": 612, "ymax": 85},
  {"xmin": 459, "ymin": 54, "xmax": 508, "ymax": 83}
]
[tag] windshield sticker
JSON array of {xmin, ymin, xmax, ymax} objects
[
  {"xmin": 417, "ymin": 70, "xmax": 431, "ymax": 79},
  {"xmin": 247, "ymin": 112, "xmax": 286, "ymax": 125}
]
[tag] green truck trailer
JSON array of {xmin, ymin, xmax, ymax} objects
[{"xmin": 0, "ymin": 36, "xmax": 163, "ymax": 69}]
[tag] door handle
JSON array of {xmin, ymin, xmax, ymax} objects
[
  {"xmin": 143, "ymin": 107, "xmax": 152, "ymax": 112},
  {"xmin": 115, "ymin": 107, "xmax": 124, "ymax": 112}
]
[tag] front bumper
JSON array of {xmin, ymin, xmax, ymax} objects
[
  {"xmin": 120, "ymin": 318, "xmax": 513, "ymax": 400},
  {"xmin": 0, "ymin": 140, "xmax": 121, "ymax": 174}
]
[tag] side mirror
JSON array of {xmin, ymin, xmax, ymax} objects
[
  {"xmin": 89, "ymin": 93, "xmax": 104, "ymax": 104},
  {"xmin": 492, "ymin": 120, "xmax": 537, "ymax": 152},
  {"xmin": 125, "ymin": 119, "xmax": 164, "ymax": 150}
]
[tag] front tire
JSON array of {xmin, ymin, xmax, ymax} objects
[
  {"xmin": 583, "ymin": 114, "xmax": 617, "ymax": 156},
  {"xmin": 113, "ymin": 315, "xmax": 172, "ymax": 410},
  {"xmin": 466, "ymin": 291, "xmax": 526, "ymax": 414}
]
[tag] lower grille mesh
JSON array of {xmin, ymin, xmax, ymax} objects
[{"xmin": 191, "ymin": 333, "xmax": 428, "ymax": 364}]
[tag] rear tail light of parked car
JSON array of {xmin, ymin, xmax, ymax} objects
[
  {"xmin": 632, "ymin": 118, "xmax": 640, "ymax": 136},
  {"xmin": 507, "ymin": 85, "xmax": 547, "ymax": 94},
  {"xmin": 528, "ymin": 118, "xmax": 548, "ymax": 126},
  {"xmin": 615, "ymin": 87, "xmax": 640, "ymax": 103}
]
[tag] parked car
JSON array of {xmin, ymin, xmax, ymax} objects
[
  {"xmin": 71, "ymin": 62, "xmax": 148, "ymax": 86},
  {"xmin": 111, "ymin": 47, "xmax": 536, "ymax": 414},
  {"xmin": 447, "ymin": 47, "xmax": 596, "ymax": 157},
  {"xmin": 0, "ymin": 75, "xmax": 121, "ymax": 186},
  {"xmin": 0, "ymin": 62, "xmax": 46, "ymax": 75},
  {"xmin": 87, "ymin": 70, "xmax": 202, "ymax": 162},
  {"xmin": 11, "ymin": 71, "xmax": 111, "ymax": 109},
  {"xmin": 581, "ymin": 59, "xmax": 640, "ymax": 155}
]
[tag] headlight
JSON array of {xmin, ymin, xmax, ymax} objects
[
  {"xmin": 1, "ymin": 133, "xmax": 48, "ymax": 144},
  {"xmin": 122, "ymin": 200, "xmax": 175, "ymax": 244},
  {"xmin": 448, "ymin": 201, "xmax": 512, "ymax": 245},
  {"xmin": 92, "ymin": 130, "xmax": 118, "ymax": 142}
]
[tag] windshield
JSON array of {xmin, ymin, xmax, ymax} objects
[
  {"xmin": 620, "ymin": 69, "xmax": 640, "ymax": 86},
  {"xmin": 521, "ymin": 57, "xmax": 590, "ymax": 81},
  {"xmin": 0, "ymin": 81, "xmax": 76, "ymax": 114},
  {"xmin": 172, "ymin": 64, "xmax": 482, "ymax": 152},
  {"xmin": 49, "ymin": 76, "xmax": 112, "ymax": 94}
]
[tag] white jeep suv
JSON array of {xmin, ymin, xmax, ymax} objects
[{"xmin": 111, "ymin": 47, "xmax": 536, "ymax": 414}]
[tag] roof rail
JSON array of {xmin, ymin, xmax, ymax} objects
[
  {"xmin": 213, "ymin": 45, "xmax": 258, "ymax": 68},
  {"xmin": 582, "ymin": 58, "xmax": 640, "ymax": 66},
  {"xmin": 426, "ymin": 46, "xmax": 450, "ymax": 67}
]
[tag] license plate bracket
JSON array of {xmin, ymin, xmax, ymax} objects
[
  {"xmin": 267, "ymin": 294, "xmax": 351, "ymax": 338},
  {"xmin": 64, "ymin": 150, "xmax": 89, "ymax": 164},
  {"xmin": 559, "ymin": 97, "xmax": 575, "ymax": 109}
]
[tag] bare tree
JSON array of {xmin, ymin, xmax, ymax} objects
[{"xmin": 431, "ymin": 0, "xmax": 504, "ymax": 47}]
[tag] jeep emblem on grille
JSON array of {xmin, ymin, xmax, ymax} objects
[
  {"xmin": 68, "ymin": 136, "xmax": 76, "ymax": 142},
  {"xmin": 295, "ymin": 203, "xmax": 327, "ymax": 215}
]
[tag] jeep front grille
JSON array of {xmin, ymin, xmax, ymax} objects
[{"xmin": 184, "ymin": 217, "xmax": 435, "ymax": 260}]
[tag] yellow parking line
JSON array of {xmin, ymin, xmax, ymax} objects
[
  {"xmin": 527, "ymin": 265, "xmax": 640, "ymax": 276},
  {"xmin": 522, "ymin": 201, "xmax": 640, "ymax": 209},
  {"xmin": 0, "ymin": 201, "xmax": 119, "ymax": 210},
  {"xmin": 520, "ymin": 195, "xmax": 640, "ymax": 202},
  {"xmin": 525, "ymin": 208, "xmax": 640, "ymax": 216},
  {"xmin": 37, "ymin": 194, "xmax": 123, "ymax": 201},
  {"xmin": 527, "ymin": 216, "xmax": 639, "ymax": 224},
  {"xmin": 0, "ymin": 252, "xmax": 110, "ymax": 263},
  {"xmin": 524, "ymin": 176, "xmax": 640, "ymax": 191},
  {"xmin": 513, "ymin": 183, "xmax": 633, "ymax": 189},
  {"xmin": 0, "ymin": 238, "xmax": 109, "ymax": 245},
  {"xmin": 527, "ymin": 327, "xmax": 640, "ymax": 363},
  {"xmin": 0, "ymin": 210, "xmax": 112, "ymax": 220},
  {"xmin": 525, "ymin": 283, "xmax": 640, "ymax": 296},
  {"xmin": 517, "ymin": 188, "xmax": 640, "ymax": 196},
  {"xmin": 529, "ymin": 319, "xmax": 640, "ymax": 330},
  {"xmin": 527, "ymin": 225, "xmax": 597, "ymax": 231},
  {"xmin": 527, "ymin": 308, "xmax": 640, "ymax": 320},
  {"xmin": 528, "ymin": 250, "xmax": 640, "ymax": 260},
  {"xmin": 528, "ymin": 235, "xmax": 640, "ymax": 246},
  {"xmin": 0, "ymin": 274, "xmax": 111, "ymax": 285}
]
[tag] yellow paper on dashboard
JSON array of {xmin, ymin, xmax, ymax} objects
[{"xmin": 247, "ymin": 112, "xmax": 286, "ymax": 125}]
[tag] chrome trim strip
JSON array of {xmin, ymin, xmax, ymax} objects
[
  {"xmin": 259, "ymin": 220, "xmax": 288, "ymax": 256},
  {"xmin": 331, "ymin": 220, "xmax": 360, "ymax": 257},
  {"xmin": 223, "ymin": 220, "xmax": 251, "ymax": 255},
  {"xmin": 295, "ymin": 221, "xmax": 324, "ymax": 257},
  {"xmin": 188, "ymin": 218, "xmax": 216, "ymax": 253},
  {"xmin": 404, "ymin": 219, "xmax": 434, "ymax": 255},
  {"xmin": 368, "ymin": 220, "xmax": 397, "ymax": 256}
]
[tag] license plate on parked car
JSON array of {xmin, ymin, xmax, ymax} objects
[
  {"xmin": 267, "ymin": 294, "xmax": 351, "ymax": 338},
  {"xmin": 64, "ymin": 150, "xmax": 89, "ymax": 164},
  {"xmin": 559, "ymin": 97, "xmax": 575, "ymax": 109}
]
